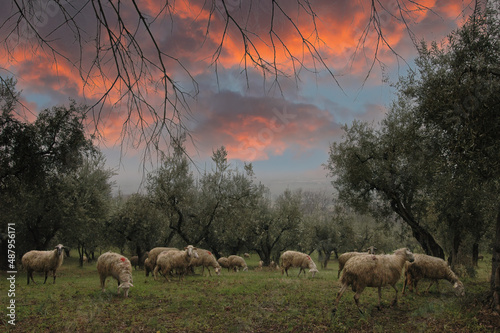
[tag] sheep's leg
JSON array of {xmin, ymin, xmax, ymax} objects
[
  {"xmin": 297, "ymin": 268, "xmax": 303, "ymax": 277},
  {"xmin": 100, "ymin": 276, "xmax": 106, "ymax": 292},
  {"xmin": 332, "ymin": 283, "xmax": 349, "ymax": 316},
  {"xmin": 43, "ymin": 271, "xmax": 48, "ymax": 284},
  {"xmin": 402, "ymin": 274, "xmax": 410, "ymax": 295},
  {"xmin": 27, "ymin": 271, "xmax": 35, "ymax": 285},
  {"xmin": 52, "ymin": 270, "xmax": 57, "ymax": 284},
  {"xmin": 353, "ymin": 290, "xmax": 365, "ymax": 314},
  {"xmin": 425, "ymin": 280, "xmax": 435, "ymax": 293},
  {"xmin": 390, "ymin": 284, "xmax": 398, "ymax": 306},
  {"xmin": 153, "ymin": 266, "xmax": 159, "ymax": 281},
  {"xmin": 377, "ymin": 287, "xmax": 383, "ymax": 310}
]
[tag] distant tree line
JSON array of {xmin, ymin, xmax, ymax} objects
[{"xmin": 0, "ymin": 79, "xmax": 415, "ymax": 271}]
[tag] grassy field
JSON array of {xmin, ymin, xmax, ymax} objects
[{"xmin": 1, "ymin": 254, "xmax": 499, "ymax": 332}]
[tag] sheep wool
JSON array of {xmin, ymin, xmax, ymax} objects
[
  {"xmin": 189, "ymin": 249, "xmax": 221, "ymax": 276},
  {"xmin": 227, "ymin": 255, "xmax": 248, "ymax": 272},
  {"xmin": 403, "ymin": 253, "xmax": 465, "ymax": 296},
  {"xmin": 21, "ymin": 244, "xmax": 65, "ymax": 285},
  {"xmin": 147, "ymin": 247, "xmax": 179, "ymax": 268},
  {"xmin": 280, "ymin": 251, "xmax": 319, "ymax": 278},
  {"xmin": 97, "ymin": 252, "xmax": 134, "ymax": 297},
  {"xmin": 218, "ymin": 257, "xmax": 231, "ymax": 271},
  {"xmin": 154, "ymin": 245, "xmax": 199, "ymax": 281},
  {"xmin": 144, "ymin": 258, "xmax": 154, "ymax": 277},
  {"xmin": 333, "ymin": 248, "xmax": 414, "ymax": 315}
]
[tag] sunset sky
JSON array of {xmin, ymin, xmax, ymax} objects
[{"xmin": 1, "ymin": 0, "xmax": 474, "ymax": 195}]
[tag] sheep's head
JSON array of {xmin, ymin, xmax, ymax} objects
[
  {"xmin": 366, "ymin": 246, "xmax": 377, "ymax": 254},
  {"xmin": 185, "ymin": 245, "xmax": 199, "ymax": 259},
  {"xmin": 396, "ymin": 248, "xmax": 415, "ymax": 263},
  {"xmin": 309, "ymin": 268, "xmax": 319, "ymax": 278},
  {"xmin": 55, "ymin": 244, "xmax": 64, "ymax": 256},
  {"xmin": 118, "ymin": 281, "xmax": 134, "ymax": 297},
  {"xmin": 454, "ymin": 281, "xmax": 465, "ymax": 297},
  {"xmin": 215, "ymin": 267, "xmax": 221, "ymax": 276}
]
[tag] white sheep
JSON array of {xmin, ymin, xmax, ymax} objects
[
  {"xmin": 402, "ymin": 253, "xmax": 465, "ymax": 296},
  {"xmin": 227, "ymin": 255, "xmax": 248, "ymax": 272},
  {"xmin": 96, "ymin": 252, "xmax": 134, "ymax": 297},
  {"xmin": 218, "ymin": 257, "xmax": 231, "ymax": 272},
  {"xmin": 337, "ymin": 247, "xmax": 377, "ymax": 278},
  {"xmin": 189, "ymin": 248, "xmax": 221, "ymax": 276},
  {"xmin": 280, "ymin": 251, "xmax": 319, "ymax": 278},
  {"xmin": 21, "ymin": 244, "xmax": 66, "ymax": 285},
  {"xmin": 332, "ymin": 248, "xmax": 414, "ymax": 315},
  {"xmin": 154, "ymin": 245, "xmax": 199, "ymax": 281},
  {"xmin": 147, "ymin": 247, "xmax": 178, "ymax": 266}
]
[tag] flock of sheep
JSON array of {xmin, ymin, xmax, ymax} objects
[{"xmin": 20, "ymin": 244, "xmax": 465, "ymax": 315}]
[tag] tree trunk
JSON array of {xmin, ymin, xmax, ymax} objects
[
  {"xmin": 391, "ymin": 198, "xmax": 445, "ymax": 259},
  {"xmin": 473, "ymin": 243, "xmax": 479, "ymax": 267}
]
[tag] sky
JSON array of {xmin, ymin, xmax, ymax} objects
[{"xmin": 0, "ymin": 0, "xmax": 474, "ymax": 195}]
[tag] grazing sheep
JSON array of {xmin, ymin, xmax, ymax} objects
[
  {"xmin": 154, "ymin": 245, "xmax": 199, "ymax": 281},
  {"xmin": 244, "ymin": 253, "xmax": 250, "ymax": 258},
  {"xmin": 227, "ymin": 255, "xmax": 248, "ymax": 272},
  {"xmin": 332, "ymin": 248, "xmax": 414, "ymax": 315},
  {"xmin": 144, "ymin": 258, "xmax": 154, "ymax": 277},
  {"xmin": 96, "ymin": 252, "xmax": 134, "ymax": 297},
  {"xmin": 21, "ymin": 244, "xmax": 66, "ymax": 285},
  {"xmin": 130, "ymin": 256, "xmax": 139, "ymax": 270},
  {"xmin": 146, "ymin": 247, "xmax": 178, "ymax": 274},
  {"xmin": 218, "ymin": 257, "xmax": 231, "ymax": 272},
  {"xmin": 402, "ymin": 253, "xmax": 465, "ymax": 296},
  {"xmin": 337, "ymin": 247, "xmax": 378, "ymax": 279},
  {"xmin": 280, "ymin": 251, "xmax": 319, "ymax": 278},
  {"xmin": 189, "ymin": 248, "xmax": 221, "ymax": 276}
]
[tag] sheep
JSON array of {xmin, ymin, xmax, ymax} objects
[
  {"xmin": 146, "ymin": 247, "xmax": 178, "ymax": 275},
  {"xmin": 144, "ymin": 258, "xmax": 154, "ymax": 277},
  {"xmin": 244, "ymin": 253, "xmax": 250, "ymax": 258},
  {"xmin": 227, "ymin": 255, "xmax": 248, "ymax": 272},
  {"xmin": 154, "ymin": 245, "xmax": 199, "ymax": 281},
  {"xmin": 218, "ymin": 257, "xmax": 231, "ymax": 272},
  {"xmin": 337, "ymin": 247, "xmax": 378, "ymax": 279},
  {"xmin": 189, "ymin": 248, "xmax": 221, "ymax": 276},
  {"xmin": 402, "ymin": 253, "xmax": 465, "ymax": 297},
  {"xmin": 21, "ymin": 244, "xmax": 66, "ymax": 285},
  {"xmin": 96, "ymin": 252, "xmax": 134, "ymax": 297},
  {"xmin": 280, "ymin": 251, "xmax": 319, "ymax": 278},
  {"xmin": 332, "ymin": 248, "xmax": 414, "ymax": 315},
  {"xmin": 130, "ymin": 256, "xmax": 139, "ymax": 270}
]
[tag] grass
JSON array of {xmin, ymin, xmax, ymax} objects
[{"xmin": 1, "ymin": 254, "xmax": 499, "ymax": 332}]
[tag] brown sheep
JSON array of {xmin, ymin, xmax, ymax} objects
[{"xmin": 333, "ymin": 248, "xmax": 414, "ymax": 315}]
